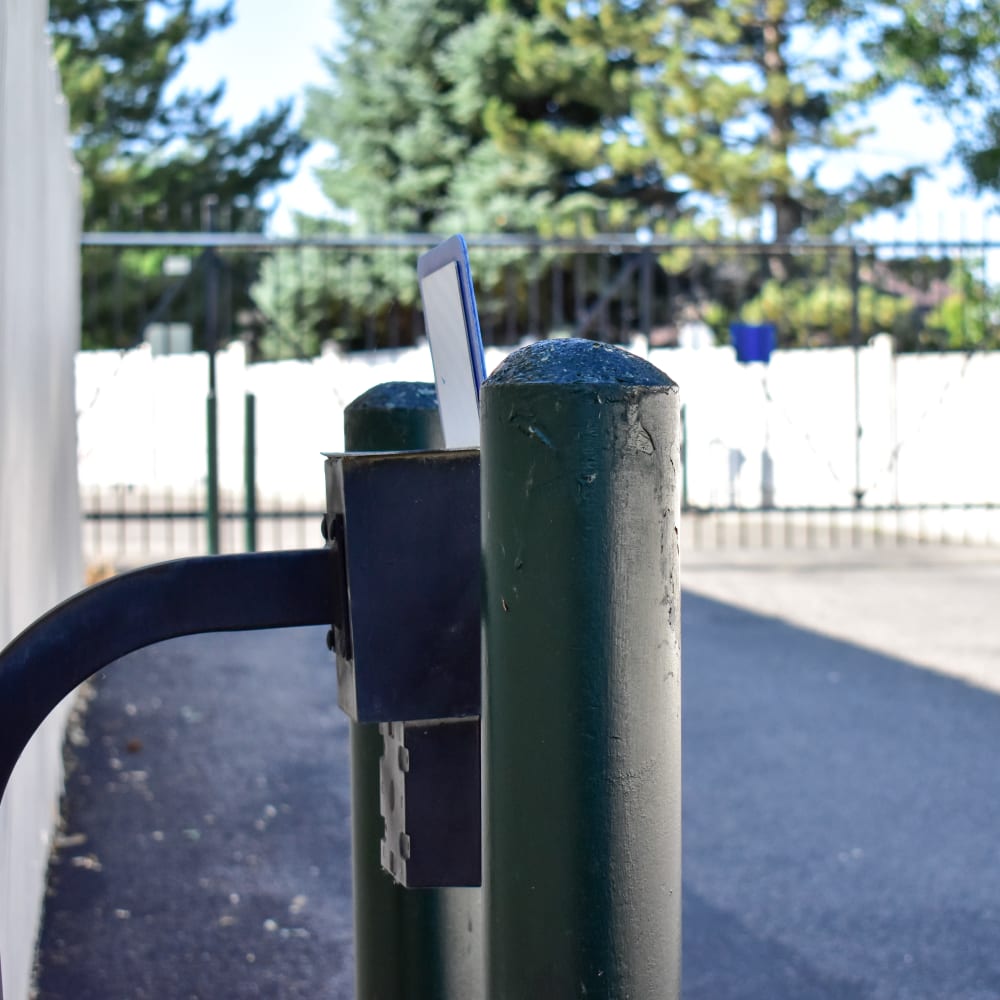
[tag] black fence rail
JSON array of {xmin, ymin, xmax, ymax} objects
[
  {"xmin": 81, "ymin": 488, "xmax": 323, "ymax": 566},
  {"xmin": 685, "ymin": 503, "xmax": 1000, "ymax": 550},
  {"xmin": 81, "ymin": 492, "xmax": 1000, "ymax": 567},
  {"xmin": 80, "ymin": 230, "xmax": 1000, "ymax": 357}
]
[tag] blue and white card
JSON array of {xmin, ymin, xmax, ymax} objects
[{"xmin": 417, "ymin": 235, "xmax": 486, "ymax": 449}]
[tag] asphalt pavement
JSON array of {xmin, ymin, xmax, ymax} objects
[
  {"xmin": 35, "ymin": 626, "xmax": 354, "ymax": 1000},
  {"xmin": 34, "ymin": 544, "xmax": 1000, "ymax": 999}
]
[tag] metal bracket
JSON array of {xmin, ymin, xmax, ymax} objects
[
  {"xmin": 0, "ymin": 446, "xmax": 485, "ymax": 906},
  {"xmin": 379, "ymin": 718, "xmax": 481, "ymax": 888},
  {"xmin": 324, "ymin": 448, "xmax": 480, "ymax": 723},
  {"xmin": 324, "ymin": 447, "xmax": 483, "ymax": 888}
]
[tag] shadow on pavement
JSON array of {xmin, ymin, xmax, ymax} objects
[
  {"xmin": 34, "ymin": 596, "xmax": 1000, "ymax": 999},
  {"xmin": 683, "ymin": 592, "xmax": 1000, "ymax": 1000}
]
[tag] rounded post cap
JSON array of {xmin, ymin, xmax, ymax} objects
[
  {"xmin": 345, "ymin": 382, "xmax": 439, "ymax": 413},
  {"xmin": 485, "ymin": 339, "xmax": 676, "ymax": 389}
]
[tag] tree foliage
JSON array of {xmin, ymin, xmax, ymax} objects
[
  {"xmin": 53, "ymin": 0, "xmax": 309, "ymax": 349},
  {"xmin": 286, "ymin": 0, "xmax": 1000, "ymax": 354},
  {"xmin": 305, "ymin": 0, "xmax": 483, "ymax": 232},
  {"xmin": 447, "ymin": 0, "xmax": 947, "ymax": 240},
  {"xmin": 923, "ymin": 261, "xmax": 1000, "ymax": 348},
  {"xmin": 308, "ymin": 0, "xmax": 991, "ymax": 240},
  {"xmin": 51, "ymin": 0, "xmax": 307, "ymax": 229},
  {"xmin": 878, "ymin": 0, "xmax": 1000, "ymax": 193}
]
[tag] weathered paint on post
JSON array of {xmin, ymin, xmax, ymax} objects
[
  {"xmin": 481, "ymin": 339, "xmax": 681, "ymax": 998},
  {"xmin": 204, "ymin": 243, "xmax": 221, "ymax": 556},
  {"xmin": 244, "ymin": 392, "xmax": 257, "ymax": 552},
  {"xmin": 343, "ymin": 382, "xmax": 482, "ymax": 1000},
  {"xmin": 205, "ymin": 389, "xmax": 219, "ymax": 555}
]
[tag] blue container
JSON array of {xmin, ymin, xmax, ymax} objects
[{"xmin": 730, "ymin": 323, "xmax": 776, "ymax": 364}]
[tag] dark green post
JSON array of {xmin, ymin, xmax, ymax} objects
[
  {"xmin": 244, "ymin": 392, "xmax": 257, "ymax": 552},
  {"xmin": 851, "ymin": 245, "xmax": 864, "ymax": 509},
  {"xmin": 205, "ymin": 389, "xmax": 219, "ymax": 554},
  {"xmin": 481, "ymin": 339, "xmax": 682, "ymax": 998},
  {"xmin": 203, "ymin": 201, "xmax": 221, "ymax": 555},
  {"xmin": 344, "ymin": 382, "xmax": 482, "ymax": 1000}
]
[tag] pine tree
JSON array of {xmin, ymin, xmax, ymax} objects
[
  {"xmin": 305, "ymin": 0, "xmax": 485, "ymax": 232},
  {"xmin": 878, "ymin": 0, "xmax": 1000, "ymax": 194},
  {"xmin": 441, "ymin": 0, "xmax": 933, "ymax": 241},
  {"xmin": 51, "ymin": 0, "xmax": 308, "ymax": 349},
  {"xmin": 294, "ymin": 0, "xmax": 999, "ymax": 353},
  {"xmin": 307, "ymin": 0, "xmax": 1000, "ymax": 237},
  {"xmin": 50, "ymin": 0, "xmax": 306, "ymax": 229}
]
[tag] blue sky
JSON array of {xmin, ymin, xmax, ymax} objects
[
  {"xmin": 169, "ymin": 0, "xmax": 338, "ymax": 232},
  {"xmin": 172, "ymin": 0, "xmax": 998, "ymax": 240}
]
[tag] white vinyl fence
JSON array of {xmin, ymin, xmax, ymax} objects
[
  {"xmin": 75, "ymin": 333, "xmax": 1000, "ymax": 561},
  {"xmin": 0, "ymin": 3, "xmax": 82, "ymax": 998}
]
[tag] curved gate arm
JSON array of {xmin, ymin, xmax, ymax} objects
[{"xmin": 0, "ymin": 548, "xmax": 337, "ymax": 806}]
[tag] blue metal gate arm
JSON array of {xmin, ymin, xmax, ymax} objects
[{"xmin": 0, "ymin": 548, "xmax": 337, "ymax": 806}]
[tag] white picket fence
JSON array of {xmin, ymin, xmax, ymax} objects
[
  {"xmin": 0, "ymin": 3, "xmax": 82, "ymax": 998},
  {"xmin": 77, "ymin": 333, "xmax": 1000, "ymax": 562}
]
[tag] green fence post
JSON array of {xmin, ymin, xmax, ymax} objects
[
  {"xmin": 205, "ymin": 388, "xmax": 219, "ymax": 555},
  {"xmin": 481, "ymin": 339, "xmax": 682, "ymax": 998},
  {"xmin": 343, "ymin": 382, "xmax": 482, "ymax": 1000},
  {"xmin": 203, "ymin": 227, "xmax": 221, "ymax": 556},
  {"xmin": 244, "ymin": 392, "xmax": 257, "ymax": 552}
]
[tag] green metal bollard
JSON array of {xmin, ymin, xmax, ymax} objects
[
  {"xmin": 343, "ymin": 382, "xmax": 482, "ymax": 1000},
  {"xmin": 206, "ymin": 389, "xmax": 220, "ymax": 555},
  {"xmin": 481, "ymin": 339, "xmax": 682, "ymax": 998},
  {"xmin": 244, "ymin": 392, "xmax": 257, "ymax": 553}
]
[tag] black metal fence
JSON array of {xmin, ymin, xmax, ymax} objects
[
  {"xmin": 78, "ymin": 229, "xmax": 1000, "ymax": 564},
  {"xmin": 81, "ymin": 230, "xmax": 1000, "ymax": 357},
  {"xmin": 81, "ymin": 488, "xmax": 1000, "ymax": 566},
  {"xmin": 80, "ymin": 487, "xmax": 322, "ymax": 565}
]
